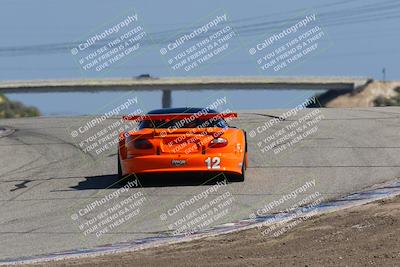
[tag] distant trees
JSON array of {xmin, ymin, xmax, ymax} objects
[
  {"xmin": 0, "ymin": 93, "xmax": 40, "ymax": 118},
  {"xmin": 374, "ymin": 87, "xmax": 400, "ymax": 107}
]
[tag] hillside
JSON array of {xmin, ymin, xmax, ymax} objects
[
  {"xmin": 0, "ymin": 93, "xmax": 40, "ymax": 118},
  {"xmin": 311, "ymin": 81, "xmax": 400, "ymax": 108}
]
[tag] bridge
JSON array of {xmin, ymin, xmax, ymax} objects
[{"xmin": 0, "ymin": 76, "xmax": 372, "ymax": 108}]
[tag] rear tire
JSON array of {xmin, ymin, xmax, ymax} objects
[
  {"xmin": 228, "ymin": 155, "xmax": 246, "ymax": 182},
  {"xmin": 117, "ymin": 153, "xmax": 128, "ymax": 184}
]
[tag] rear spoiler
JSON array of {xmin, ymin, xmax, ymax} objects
[{"xmin": 123, "ymin": 113, "xmax": 237, "ymax": 121}]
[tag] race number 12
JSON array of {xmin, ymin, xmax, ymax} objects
[{"xmin": 205, "ymin": 157, "xmax": 220, "ymax": 169}]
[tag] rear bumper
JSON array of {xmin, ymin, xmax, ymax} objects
[{"xmin": 121, "ymin": 153, "xmax": 243, "ymax": 175}]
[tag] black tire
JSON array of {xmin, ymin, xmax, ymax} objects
[
  {"xmin": 228, "ymin": 155, "xmax": 246, "ymax": 182},
  {"xmin": 117, "ymin": 153, "xmax": 122, "ymax": 178},
  {"xmin": 117, "ymin": 153, "xmax": 128, "ymax": 184}
]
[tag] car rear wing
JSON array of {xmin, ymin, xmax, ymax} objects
[{"xmin": 122, "ymin": 112, "xmax": 238, "ymax": 121}]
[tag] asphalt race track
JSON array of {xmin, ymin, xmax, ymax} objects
[{"xmin": 0, "ymin": 107, "xmax": 399, "ymax": 261}]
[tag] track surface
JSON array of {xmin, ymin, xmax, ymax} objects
[{"xmin": 0, "ymin": 107, "xmax": 399, "ymax": 261}]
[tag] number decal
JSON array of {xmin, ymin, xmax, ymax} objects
[
  {"xmin": 205, "ymin": 157, "xmax": 221, "ymax": 169},
  {"xmin": 212, "ymin": 157, "xmax": 221, "ymax": 169},
  {"xmin": 205, "ymin": 157, "xmax": 211, "ymax": 169}
]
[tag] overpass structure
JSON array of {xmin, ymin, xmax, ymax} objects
[{"xmin": 0, "ymin": 76, "xmax": 372, "ymax": 108}]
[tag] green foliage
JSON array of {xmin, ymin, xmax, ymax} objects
[
  {"xmin": 374, "ymin": 87, "xmax": 400, "ymax": 107},
  {"xmin": 0, "ymin": 93, "xmax": 41, "ymax": 118}
]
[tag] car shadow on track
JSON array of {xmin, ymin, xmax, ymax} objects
[{"xmin": 72, "ymin": 172, "xmax": 227, "ymax": 190}]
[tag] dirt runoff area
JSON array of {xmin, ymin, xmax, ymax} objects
[
  {"xmin": 21, "ymin": 195, "xmax": 400, "ymax": 267},
  {"xmin": 325, "ymin": 81, "xmax": 400, "ymax": 107}
]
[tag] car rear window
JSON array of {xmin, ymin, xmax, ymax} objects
[{"xmin": 138, "ymin": 118, "xmax": 228, "ymax": 129}]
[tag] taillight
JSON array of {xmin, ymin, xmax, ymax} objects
[
  {"xmin": 209, "ymin": 137, "xmax": 228, "ymax": 148},
  {"xmin": 134, "ymin": 139, "xmax": 153, "ymax": 149}
]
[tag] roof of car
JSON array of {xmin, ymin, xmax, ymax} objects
[{"xmin": 147, "ymin": 107, "xmax": 218, "ymax": 114}]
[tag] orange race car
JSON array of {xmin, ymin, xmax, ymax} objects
[{"xmin": 118, "ymin": 107, "xmax": 248, "ymax": 182}]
